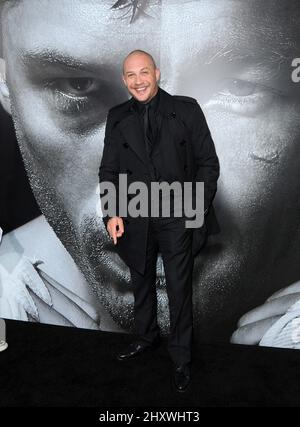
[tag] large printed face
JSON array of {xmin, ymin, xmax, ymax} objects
[{"xmin": 1, "ymin": 0, "xmax": 300, "ymax": 340}]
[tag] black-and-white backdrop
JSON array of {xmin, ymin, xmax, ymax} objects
[{"xmin": 1, "ymin": 0, "xmax": 300, "ymax": 349}]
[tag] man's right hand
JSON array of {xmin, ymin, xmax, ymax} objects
[{"xmin": 107, "ymin": 217, "xmax": 124, "ymax": 245}]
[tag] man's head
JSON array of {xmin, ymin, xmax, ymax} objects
[{"xmin": 122, "ymin": 49, "xmax": 160, "ymax": 103}]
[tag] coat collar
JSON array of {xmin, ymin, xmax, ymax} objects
[
  {"xmin": 156, "ymin": 87, "xmax": 178, "ymax": 118},
  {"xmin": 127, "ymin": 87, "xmax": 176, "ymax": 117}
]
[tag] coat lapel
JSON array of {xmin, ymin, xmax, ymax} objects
[
  {"xmin": 118, "ymin": 101, "xmax": 149, "ymax": 166},
  {"xmin": 151, "ymin": 88, "xmax": 177, "ymax": 158},
  {"xmin": 117, "ymin": 88, "xmax": 176, "ymax": 166}
]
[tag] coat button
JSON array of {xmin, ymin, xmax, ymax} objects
[{"xmin": 123, "ymin": 142, "xmax": 129, "ymax": 148}]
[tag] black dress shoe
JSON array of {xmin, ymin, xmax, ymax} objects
[
  {"xmin": 117, "ymin": 339, "xmax": 160, "ymax": 361},
  {"xmin": 173, "ymin": 363, "xmax": 191, "ymax": 392}
]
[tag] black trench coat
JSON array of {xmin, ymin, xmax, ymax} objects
[{"xmin": 99, "ymin": 88, "xmax": 220, "ymax": 275}]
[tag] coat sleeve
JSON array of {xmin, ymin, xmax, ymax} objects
[
  {"xmin": 98, "ymin": 110, "xmax": 120, "ymax": 229},
  {"xmin": 189, "ymin": 103, "xmax": 219, "ymax": 214}
]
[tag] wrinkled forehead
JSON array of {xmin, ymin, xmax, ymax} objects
[
  {"xmin": 160, "ymin": 0, "xmax": 300, "ymax": 69},
  {"xmin": 1, "ymin": 0, "xmax": 161, "ymax": 62},
  {"xmin": 163, "ymin": 0, "xmax": 300, "ymax": 35},
  {"xmin": 1, "ymin": 0, "xmax": 300, "ymax": 69},
  {"xmin": 2, "ymin": 0, "xmax": 300, "ymax": 35},
  {"xmin": 2, "ymin": 0, "xmax": 300, "ymax": 46}
]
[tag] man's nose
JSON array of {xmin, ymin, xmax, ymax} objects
[{"xmin": 135, "ymin": 74, "xmax": 143, "ymax": 85}]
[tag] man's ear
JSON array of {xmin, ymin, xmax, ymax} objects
[
  {"xmin": 155, "ymin": 67, "xmax": 161, "ymax": 83},
  {"xmin": 122, "ymin": 74, "xmax": 127, "ymax": 88},
  {"xmin": 0, "ymin": 58, "xmax": 11, "ymax": 115}
]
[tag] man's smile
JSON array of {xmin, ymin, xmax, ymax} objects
[{"xmin": 133, "ymin": 86, "xmax": 150, "ymax": 97}]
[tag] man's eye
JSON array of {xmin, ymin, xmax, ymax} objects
[
  {"xmin": 43, "ymin": 77, "xmax": 112, "ymax": 116},
  {"xmin": 207, "ymin": 78, "xmax": 282, "ymax": 116},
  {"xmin": 47, "ymin": 77, "xmax": 99, "ymax": 98},
  {"xmin": 219, "ymin": 79, "xmax": 257, "ymax": 97},
  {"xmin": 40, "ymin": 75, "xmax": 126, "ymax": 125}
]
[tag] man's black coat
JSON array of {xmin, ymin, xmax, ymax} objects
[{"xmin": 99, "ymin": 88, "xmax": 220, "ymax": 275}]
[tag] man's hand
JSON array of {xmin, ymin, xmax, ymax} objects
[
  {"xmin": 230, "ymin": 281, "xmax": 300, "ymax": 345},
  {"xmin": 107, "ymin": 217, "xmax": 124, "ymax": 245}
]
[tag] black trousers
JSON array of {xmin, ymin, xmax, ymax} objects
[{"xmin": 130, "ymin": 216, "xmax": 194, "ymax": 365}]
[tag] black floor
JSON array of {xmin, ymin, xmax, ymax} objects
[{"xmin": 1, "ymin": 319, "xmax": 300, "ymax": 407}]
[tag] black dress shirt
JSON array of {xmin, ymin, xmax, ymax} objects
[{"xmin": 134, "ymin": 88, "xmax": 161, "ymax": 181}]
